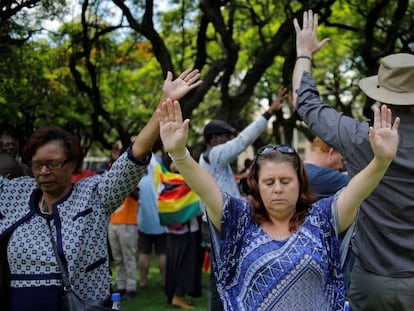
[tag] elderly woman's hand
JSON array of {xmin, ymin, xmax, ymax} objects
[{"xmin": 161, "ymin": 68, "xmax": 202, "ymax": 101}]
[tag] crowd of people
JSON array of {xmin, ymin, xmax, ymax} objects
[{"xmin": 1, "ymin": 8, "xmax": 413, "ymax": 311}]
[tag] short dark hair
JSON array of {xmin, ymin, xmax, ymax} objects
[
  {"xmin": 247, "ymin": 150, "xmax": 317, "ymax": 232},
  {"xmin": 22, "ymin": 126, "xmax": 83, "ymax": 167}
]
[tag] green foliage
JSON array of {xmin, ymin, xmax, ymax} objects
[{"xmin": 1, "ymin": 0, "xmax": 413, "ymax": 152}]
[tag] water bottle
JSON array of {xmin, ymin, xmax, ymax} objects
[
  {"xmin": 111, "ymin": 292, "xmax": 121, "ymax": 310},
  {"xmin": 344, "ymin": 300, "xmax": 350, "ymax": 311}
]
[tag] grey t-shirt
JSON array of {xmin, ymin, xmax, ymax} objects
[{"xmin": 296, "ymin": 71, "xmax": 414, "ymax": 277}]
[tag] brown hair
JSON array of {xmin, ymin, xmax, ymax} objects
[
  {"xmin": 247, "ymin": 150, "xmax": 317, "ymax": 232},
  {"xmin": 22, "ymin": 126, "xmax": 83, "ymax": 167}
]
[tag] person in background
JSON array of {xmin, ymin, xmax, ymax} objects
[
  {"xmin": 108, "ymin": 186, "xmax": 139, "ymax": 299},
  {"xmin": 100, "ymin": 140, "xmax": 124, "ymax": 266},
  {"xmin": 104, "ymin": 139, "xmax": 136, "ymax": 299},
  {"xmin": 0, "ymin": 153, "xmax": 25, "ymax": 179},
  {"xmin": 156, "ymin": 98, "xmax": 399, "ymax": 310},
  {"xmin": 0, "ymin": 132, "xmax": 19, "ymax": 160},
  {"xmin": 304, "ymin": 136, "xmax": 352, "ymax": 293},
  {"xmin": 137, "ymin": 159, "xmax": 167, "ymax": 290},
  {"xmin": 0, "ymin": 68, "xmax": 202, "ymax": 311},
  {"xmin": 199, "ymin": 86, "xmax": 286, "ymax": 311},
  {"xmin": 96, "ymin": 141, "xmax": 123, "ymax": 174},
  {"xmin": 237, "ymin": 158, "xmax": 253, "ymax": 199},
  {"xmin": 0, "ymin": 131, "xmax": 30, "ymax": 176},
  {"xmin": 293, "ymin": 10, "xmax": 414, "ymax": 310},
  {"xmin": 304, "ymin": 136, "xmax": 349, "ymax": 199},
  {"xmin": 162, "ymin": 159, "xmax": 204, "ymax": 310},
  {"xmin": 71, "ymin": 154, "xmax": 97, "ymax": 183}
]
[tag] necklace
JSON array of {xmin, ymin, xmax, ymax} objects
[
  {"xmin": 39, "ymin": 196, "xmax": 52, "ymax": 215},
  {"xmin": 264, "ymin": 221, "xmax": 291, "ymax": 240},
  {"xmin": 272, "ymin": 231, "xmax": 290, "ymax": 240}
]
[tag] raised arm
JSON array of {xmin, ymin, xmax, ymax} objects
[
  {"xmin": 131, "ymin": 69, "xmax": 202, "ymax": 160},
  {"xmin": 268, "ymin": 85, "xmax": 287, "ymax": 114},
  {"xmin": 336, "ymin": 105, "xmax": 400, "ymax": 233},
  {"xmin": 157, "ymin": 99, "xmax": 223, "ymax": 230},
  {"xmin": 292, "ymin": 10, "xmax": 330, "ymax": 106}
]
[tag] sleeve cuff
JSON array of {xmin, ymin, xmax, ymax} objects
[
  {"xmin": 126, "ymin": 146, "xmax": 152, "ymax": 166},
  {"xmin": 262, "ymin": 111, "xmax": 272, "ymax": 120}
]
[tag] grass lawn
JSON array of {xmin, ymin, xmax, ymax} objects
[{"xmin": 111, "ymin": 255, "xmax": 210, "ymax": 311}]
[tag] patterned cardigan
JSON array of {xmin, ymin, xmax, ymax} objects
[{"xmin": 0, "ymin": 149, "xmax": 150, "ymax": 300}]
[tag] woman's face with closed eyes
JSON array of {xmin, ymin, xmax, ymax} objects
[{"xmin": 258, "ymin": 160, "xmax": 299, "ymax": 220}]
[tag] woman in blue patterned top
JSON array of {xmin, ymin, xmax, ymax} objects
[
  {"xmin": 157, "ymin": 99, "xmax": 399, "ymax": 311},
  {"xmin": 0, "ymin": 69, "xmax": 202, "ymax": 311}
]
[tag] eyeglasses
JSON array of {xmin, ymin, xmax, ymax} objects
[
  {"xmin": 29, "ymin": 159, "xmax": 70, "ymax": 171},
  {"xmin": 257, "ymin": 144, "xmax": 297, "ymax": 156}
]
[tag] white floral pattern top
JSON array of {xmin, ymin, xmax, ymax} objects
[{"xmin": 0, "ymin": 149, "xmax": 150, "ymax": 310}]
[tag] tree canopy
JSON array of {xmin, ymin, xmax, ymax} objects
[{"xmin": 1, "ymin": 0, "xmax": 413, "ymax": 159}]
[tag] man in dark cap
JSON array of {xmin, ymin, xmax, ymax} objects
[
  {"xmin": 203, "ymin": 120, "xmax": 237, "ymax": 140},
  {"xmin": 200, "ymin": 86, "xmax": 286, "ymax": 311}
]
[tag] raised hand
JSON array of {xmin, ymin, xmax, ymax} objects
[
  {"xmin": 157, "ymin": 98, "xmax": 189, "ymax": 155},
  {"xmin": 293, "ymin": 9, "xmax": 330, "ymax": 57},
  {"xmin": 269, "ymin": 85, "xmax": 287, "ymax": 113},
  {"xmin": 162, "ymin": 68, "xmax": 202, "ymax": 101},
  {"xmin": 369, "ymin": 104, "xmax": 400, "ymax": 163}
]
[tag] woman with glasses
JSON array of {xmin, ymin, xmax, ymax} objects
[
  {"xmin": 0, "ymin": 68, "xmax": 202, "ymax": 311},
  {"xmin": 157, "ymin": 99, "xmax": 399, "ymax": 311}
]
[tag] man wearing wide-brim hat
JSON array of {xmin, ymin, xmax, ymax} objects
[
  {"xmin": 292, "ymin": 9, "xmax": 414, "ymax": 311},
  {"xmin": 359, "ymin": 53, "xmax": 414, "ymax": 105}
]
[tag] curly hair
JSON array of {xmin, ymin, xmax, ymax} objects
[
  {"xmin": 22, "ymin": 126, "xmax": 83, "ymax": 167},
  {"xmin": 247, "ymin": 149, "xmax": 317, "ymax": 232}
]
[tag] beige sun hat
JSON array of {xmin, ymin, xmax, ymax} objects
[{"xmin": 358, "ymin": 53, "xmax": 414, "ymax": 105}]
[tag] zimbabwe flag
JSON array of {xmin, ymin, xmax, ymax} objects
[{"xmin": 154, "ymin": 160, "xmax": 202, "ymax": 226}]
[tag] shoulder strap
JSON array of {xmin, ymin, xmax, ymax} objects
[{"xmin": 46, "ymin": 218, "xmax": 72, "ymax": 289}]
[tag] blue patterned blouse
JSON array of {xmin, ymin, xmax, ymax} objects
[{"xmin": 210, "ymin": 192, "xmax": 346, "ymax": 311}]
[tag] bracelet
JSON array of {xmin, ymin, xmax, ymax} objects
[
  {"xmin": 296, "ymin": 55, "xmax": 312, "ymax": 61},
  {"xmin": 168, "ymin": 148, "xmax": 190, "ymax": 163},
  {"xmin": 262, "ymin": 111, "xmax": 272, "ymax": 120}
]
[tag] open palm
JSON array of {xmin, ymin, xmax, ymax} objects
[
  {"xmin": 158, "ymin": 99, "xmax": 189, "ymax": 154},
  {"xmin": 162, "ymin": 69, "xmax": 202, "ymax": 101},
  {"xmin": 369, "ymin": 105, "xmax": 400, "ymax": 162}
]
